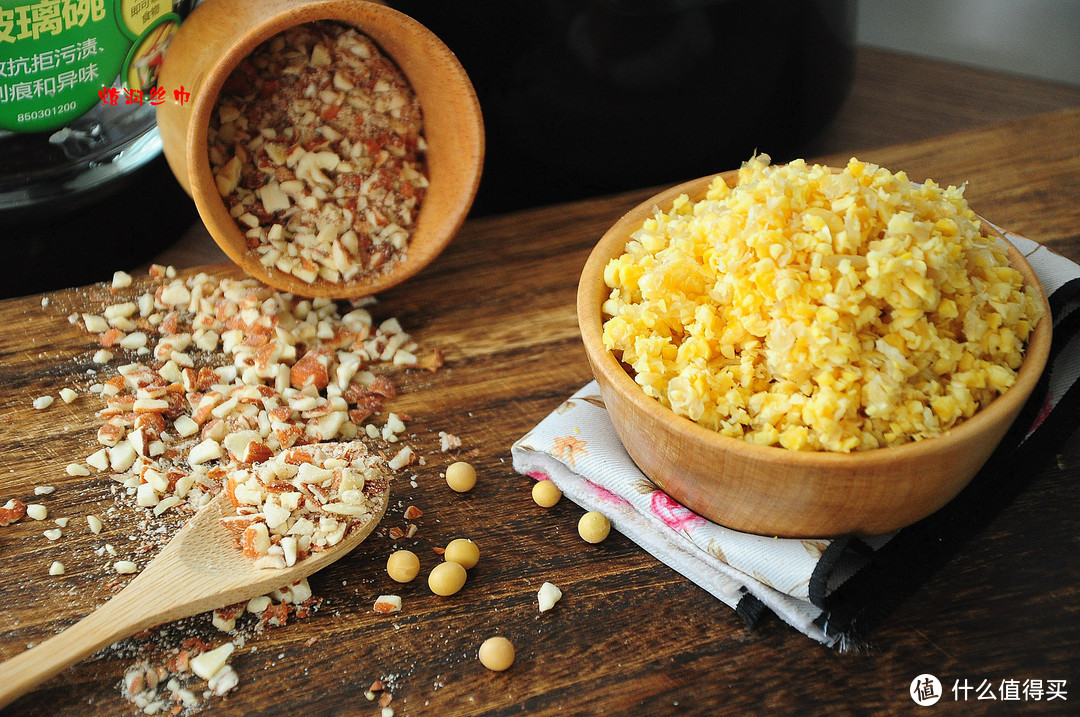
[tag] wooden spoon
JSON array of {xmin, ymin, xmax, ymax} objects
[{"xmin": 0, "ymin": 475, "xmax": 389, "ymax": 708}]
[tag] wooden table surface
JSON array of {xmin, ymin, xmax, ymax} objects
[{"xmin": 2, "ymin": 49, "xmax": 1079, "ymax": 715}]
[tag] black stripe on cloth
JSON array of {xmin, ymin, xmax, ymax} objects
[{"xmin": 806, "ymin": 277, "xmax": 1080, "ymax": 647}]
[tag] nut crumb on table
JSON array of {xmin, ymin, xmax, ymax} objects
[
  {"xmin": 537, "ymin": 581, "xmax": 563, "ymax": 613},
  {"xmin": 3, "ymin": 263, "xmax": 465, "ymax": 711},
  {"xmin": 373, "ymin": 594, "xmax": 402, "ymax": 614}
]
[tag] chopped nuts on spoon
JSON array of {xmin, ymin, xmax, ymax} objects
[{"xmin": 219, "ymin": 441, "xmax": 389, "ymax": 568}]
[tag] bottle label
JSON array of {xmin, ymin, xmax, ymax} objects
[{"xmin": 0, "ymin": 0, "xmax": 181, "ymax": 133}]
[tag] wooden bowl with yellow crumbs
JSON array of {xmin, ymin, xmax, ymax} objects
[{"xmin": 577, "ymin": 161, "xmax": 1051, "ymax": 537}]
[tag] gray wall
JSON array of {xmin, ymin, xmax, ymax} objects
[{"xmin": 856, "ymin": 0, "xmax": 1080, "ymax": 85}]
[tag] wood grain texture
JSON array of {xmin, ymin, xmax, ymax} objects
[
  {"xmin": 807, "ymin": 48, "xmax": 1080, "ymax": 158},
  {"xmin": 2, "ymin": 67, "xmax": 1079, "ymax": 716}
]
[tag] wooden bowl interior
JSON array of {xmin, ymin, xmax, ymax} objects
[
  {"xmin": 577, "ymin": 171, "xmax": 1052, "ymax": 537},
  {"xmin": 161, "ymin": 0, "xmax": 483, "ymax": 299}
]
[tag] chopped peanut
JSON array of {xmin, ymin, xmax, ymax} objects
[{"xmin": 373, "ymin": 595, "xmax": 402, "ymax": 614}]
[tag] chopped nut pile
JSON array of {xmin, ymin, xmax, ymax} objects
[
  {"xmin": 120, "ymin": 580, "xmax": 320, "ymax": 713},
  {"xmin": 67, "ymin": 267, "xmax": 440, "ymax": 530},
  {"xmin": 0, "ymin": 264, "xmax": 447, "ymax": 581},
  {"xmin": 221, "ymin": 441, "xmax": 389, "ymax": 568},
  {"xmin": 209, "ymin": 21, "xmax": 428, "ymax": 286}
]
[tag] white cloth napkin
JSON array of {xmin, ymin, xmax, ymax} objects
[{"xmin": 511, "ymin": 229, "xmax": 1080, "ymax": 647}]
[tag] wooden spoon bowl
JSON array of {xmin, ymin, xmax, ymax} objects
[
  {"xmin": 156, "ymin": 0, "xmax": 484, "ymax": 299},
  {"xmin": 577, "ymin": 170, "xmax": 1052, "ymax": 538}
]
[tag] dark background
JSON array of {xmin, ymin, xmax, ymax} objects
[{"xmin": 2, "ymin": 0, "xmax": 857, "ymax": 298}]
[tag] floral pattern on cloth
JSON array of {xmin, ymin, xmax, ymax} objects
[
  {"xmin": 512, "ymin": 382, "xmax": 841, "ymax": 644},
  {"xmin": 512, "ymin": 228, "xmax": 1080, "ymax": 646},
  {"xmin": 650, "ymin": 491, "xmax": 706, "ymax": 534},
  {"xmin": 551, "ymin": 435, "xmax": 588, "ymax": 466}
]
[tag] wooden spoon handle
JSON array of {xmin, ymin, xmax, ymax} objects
[
  {"xmin": 0, "ymin": 464, "xmax": 389, "ymax": 706},
  {"xmin": 0, "ymin": 590, "xmax": 150, "ymax": 709},
  {"xmin": 0, "ymin": 543, "xmax": 195, "ymax": 709}
]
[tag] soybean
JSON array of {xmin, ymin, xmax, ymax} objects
[
  {"xmin": 478, "ymin": 636, "xmax": 515, "ymax": 672},
  {"xmin": 531, "ymin": 480, "xmax": 562, "ymax": 508},
  {"xmin": 445, "ymin": 461, "xmax": 477, "ymax": 492},
  {"xmin": 428, "ymin": 561, "xmax": 468, "ymax": 596},
  {"xmin": 386, "ymin": 549, "xmax": 420, "ymax": 583},
  {"xmin": 578, "ymin": 511, "xmax": 611, "ymax": 544},
  {"xmin": 444, "ymin": 538, "xmax": 479, "ymax": 569}
]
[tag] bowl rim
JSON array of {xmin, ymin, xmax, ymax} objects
[
  {"xmin": 577, "ymin": 169, "xmax": 1053, "ymax": 470},
  {"xmin": 184, "ymin": 0, "xmax": 484, "ymax": 299}
]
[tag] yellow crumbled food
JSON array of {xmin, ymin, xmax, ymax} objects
[{"xmin": 601, "ymin": 155, "xmax": 1045, "ymax": 452}]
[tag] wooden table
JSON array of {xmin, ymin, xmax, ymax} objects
[{"xmin": 2, "ymin": 49, "xmax": 1079, "ymax": 715}]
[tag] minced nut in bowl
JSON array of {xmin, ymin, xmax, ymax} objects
[
  {"xmin": 157, "ymin": 0, "xmax": 483, "ymax": 299},
  {"xmin": 577, "ymin": 159, "xmax": 1051, "ymax": 537}
]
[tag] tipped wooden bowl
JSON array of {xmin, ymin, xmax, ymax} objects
[
  {"xmin": 577, "ymin": 170, "xmax": 1052, "ymax": 537},
  {"xmin": 156, "ymin": 0, "xmax": 483, "ymax": 299}
]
